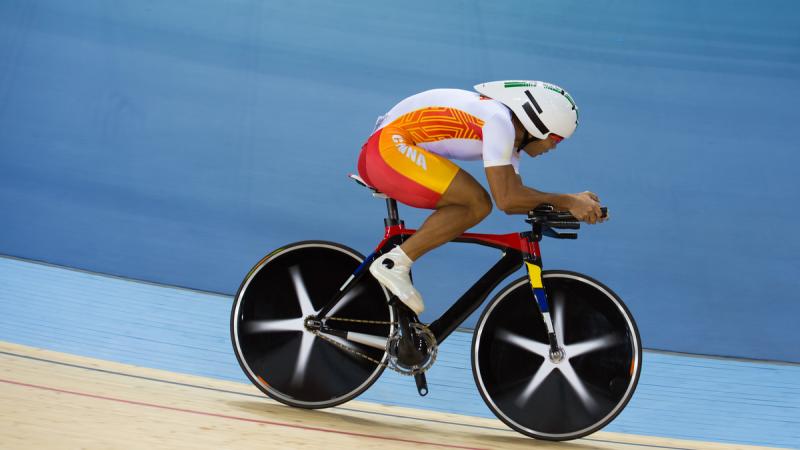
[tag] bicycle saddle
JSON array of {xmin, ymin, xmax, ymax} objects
[{"xmin": 348, "ymin": 173, "xmax": 389, "ymax": 199}]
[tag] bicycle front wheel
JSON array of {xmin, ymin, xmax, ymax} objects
[
  {"xmin": 472, "ymin": 270, "xmax": 642, "ymax": 441},
  {"xmin": 231, "ymin": 241, "xmax": 393, "ymax": 409}
]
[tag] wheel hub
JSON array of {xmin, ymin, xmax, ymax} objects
[
  {"xmin": 303, "ymin": 316, "xmax": 322, "ymax": 331},
  {"xmin": 549, "ymin": 347, "xmax": 566, "ymax": 363}
]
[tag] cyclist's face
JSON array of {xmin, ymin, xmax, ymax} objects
[
  {"xmin": 521, "ymin": 136, "xmax": 559, "ymax": 158},
  {"xmin": 512, "ymin": 117, "xmax": 561, "ymax": 157}
]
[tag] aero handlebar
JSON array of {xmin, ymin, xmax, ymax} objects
[{"xmin": 526, "ymin": 205, "xmax": 608, "ymax": 241}]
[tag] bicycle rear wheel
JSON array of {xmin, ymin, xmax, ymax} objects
[
  {"xmin": 231, "ymin": 241, "xmax": 393, "ymax": 409},
  {"xmin": 472, "ymin": 270, "xmax": 641, "ymax": 441}
]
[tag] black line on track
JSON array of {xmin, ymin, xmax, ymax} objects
[{"xmin": 0, "ymin": 349, "xmax": 694, "ymax": 450}]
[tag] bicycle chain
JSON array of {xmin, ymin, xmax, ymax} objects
[
  {"xmin": 309, "ymin": 316, "xmax": 436, "ymax": 376},
  {"xmin": 325, "ymin": 316, "xmax": 397, "ymax": 326}
]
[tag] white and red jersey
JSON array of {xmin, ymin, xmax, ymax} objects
[{"xmin": 375, "ymin": 89, "xmax": 520, "ymax": 173}]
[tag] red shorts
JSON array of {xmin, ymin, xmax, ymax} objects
[{"xmin": 357, "ymin": 126, "xmax": 460, "ymax": 209}]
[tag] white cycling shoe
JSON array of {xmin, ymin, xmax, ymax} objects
[{"xmin": 369, "ymin": 247, "xmax": 425, "ymax": 316}]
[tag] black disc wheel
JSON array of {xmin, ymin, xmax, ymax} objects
[
  {"xmin": 231, "ymin": 241, "xmax": 393, "ymax": 409},
  {"xmin": 472, "ymin": 270, "xmax": 641, "ymax": 441}
]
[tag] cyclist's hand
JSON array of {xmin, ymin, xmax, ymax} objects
[{"xmin": 567, "ymin": 192, "xmax": 605, "ymax": 224}]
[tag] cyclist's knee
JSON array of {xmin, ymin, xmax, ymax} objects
[{"xmin": 471, "ymin": 189, "xmax": 492, "ymax": 222}]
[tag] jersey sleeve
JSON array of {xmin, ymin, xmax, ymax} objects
[{"xmin": 481, "ymin": 112, "xmax": 518, "ymax": 173}]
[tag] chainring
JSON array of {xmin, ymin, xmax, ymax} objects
[{"xmin": 386, "ymin": 322, "xmax": 438, "ymax": 376}]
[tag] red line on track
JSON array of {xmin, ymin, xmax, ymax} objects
[{"xmin": 0, "ymin": 378, "xmax": 487, "ymax": 450}]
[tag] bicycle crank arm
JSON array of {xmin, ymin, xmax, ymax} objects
[{"xmin": 414, "ymin": 373, "xmax": 428, "ymax": 396}]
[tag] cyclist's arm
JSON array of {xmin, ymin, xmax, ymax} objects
[
  {"xmin": 485, "ymin": 165, "xmax": 574, "ymax": 214},
  {"xmin": 486, "ymin": 165, "xmax": 605, "ymax": 222}
]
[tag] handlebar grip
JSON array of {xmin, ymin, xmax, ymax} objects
[{"xmin": 529, "ymin": 205, "xmax": 608, "ymax": 223}]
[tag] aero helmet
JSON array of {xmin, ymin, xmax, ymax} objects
[{"xmin": 474, "ymin": 80, "xmax": 579, "ymax": 140}]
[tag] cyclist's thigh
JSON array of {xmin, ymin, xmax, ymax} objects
[
  {"xmin": 358, "ymin": 126, "xmax": 460, "ymax": 209},
  {"xmin": 435, "ymin": 169, "xmax": 491, "ymax": 210}
]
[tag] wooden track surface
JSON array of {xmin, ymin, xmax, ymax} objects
[{"xmin": 0, "ymin": 342, "xmax": 782, "ymax": 450}]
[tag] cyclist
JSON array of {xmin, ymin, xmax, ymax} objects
[{"xmin": 357, "ymin": 80, "xmax": 605, "ymax": 316}]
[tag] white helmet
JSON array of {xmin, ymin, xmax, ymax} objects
[{"xmin": 474, "ymin": 80, "xmax": 579, "ymax": 140}]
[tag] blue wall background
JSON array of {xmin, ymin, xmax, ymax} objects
[{"xmin": 1, "ymin": 0, "xmax": 798, "ymax": 361}]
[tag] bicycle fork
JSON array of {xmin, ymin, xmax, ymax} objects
[{"xmin": 524, "ymin": 259, "xmax": 564, "ymax": 361}]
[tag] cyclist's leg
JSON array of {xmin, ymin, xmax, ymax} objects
[
  {"xmin": 358, "ymin": 127, "xmax": 462, "ymax": 209},
  {"xmin": 358, "ymin": 126, "xmax": 492, "ymax": 252},
  {"xmin": 358, "ymin": 127, "xmax": 492, "ymax": 313},
  {"xmin": 399, "ymin": 169, "xmax": 491, "ymax": 260}
]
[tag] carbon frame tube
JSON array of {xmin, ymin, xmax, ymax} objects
[
  {"xmin": 428, "ymin": 249, "xmax": 523, "ymax": 344},
  {"xmin": 315, "ymin": 222, "xmax": 534, "ymax": 343},
  {"xmin": 313, "ymin": 234, "xmax": 404, "ymax": 320}
]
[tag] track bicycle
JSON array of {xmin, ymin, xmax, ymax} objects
[{"xmin": 230, "ymin": 174, "xmax": 642, "ymax": 441}]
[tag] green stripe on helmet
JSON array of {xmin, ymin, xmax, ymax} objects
[{"xmin": 503, "ymin": 81, "xmax": 535, "ymax": 88}]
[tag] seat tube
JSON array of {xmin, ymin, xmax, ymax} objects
[
  {"xmin": 385, "ymin": 198, "xmax": 401, "ymax": 226},
  {"xmin": 524, "ymin": 253, "xmax": 560, "ymax": 352}
]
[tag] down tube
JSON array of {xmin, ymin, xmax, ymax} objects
[{"xmin": 429, "ymin": 250, "xmax": 523, "ymax": 344}]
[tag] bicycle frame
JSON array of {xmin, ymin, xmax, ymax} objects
[
  {"xmin": 233, "ymin": 184, "xmax": 635, "ymax": 437},
  {"xmin": 315, "ymin": 198, "xmax": 560, "ymax": 349}
]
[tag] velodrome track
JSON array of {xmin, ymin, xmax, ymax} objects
[
  {"xmin": 0, "ymin": 342, "xmax": 781, "ymax": 450},
  {"xmin": 1, "ymin": 256, "xmax": 798, "ymax": 449}
]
